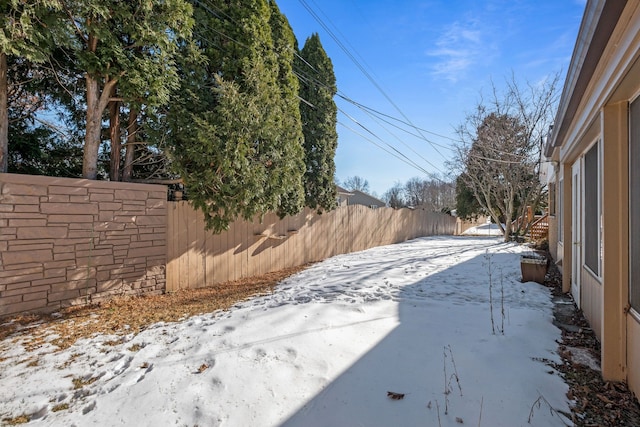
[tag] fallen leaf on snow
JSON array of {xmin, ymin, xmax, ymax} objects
[{"xmin": 387, "ymin": 391, "xmax": 405, "ymax": 400}]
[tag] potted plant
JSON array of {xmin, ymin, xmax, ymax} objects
[{"xmin": 520, "ymin": 253, "xmax": 547, "ymax": 284}]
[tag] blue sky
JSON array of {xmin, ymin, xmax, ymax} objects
[{"xmin": 278, "ymin": 0, "xmax": 586, "ymax": 196}]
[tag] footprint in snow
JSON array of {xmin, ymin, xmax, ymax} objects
[
  {"xmin": 108, "ymin": 355, "xmax": 133, "ymax": 378},
  {"xmin": 211, "ymin": 377, "xmax": 224, "ymax": 389},
  {"xmin": 82, "ymin": 401, "xmax": 96, "ymax": 415},
  {"xmin": 286, "ymin": 347, "xmax": 298, "ymax": 359}
]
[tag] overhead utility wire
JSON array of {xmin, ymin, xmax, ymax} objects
[
  {"xmin": 338, "ymin": 95, "xmax": 455, "ymax": 152},
  {"xmin": 294, "ymin": 51, "xmax": 457, "ymax": 150},
  {"xmin": 337, "ymin": 95, "xmax": 462, "ymax": 143},
  {"xmin": 197, "ymin": 0, "xmax": 454, "ymax": 160},
  {"xmin": 193, "ymin": 0, "xmax": 449, "ymax": 175},
  {"xmin": 337, "ymin": 106, "xmax": 433, "ymax": 176},
  {"xmin": 292, "ymin": 68, "xmax": 442, "ymax": 173},
  {"xmin": 293, "ymin": 63, "xmax": 457, "ymax": 157},
  {"xmin": 295, "ymin": 67, "xmax": 447, "ymax": 175},
  {"xmin": 293, "ymin": 57, "xmax": 457, "ymax": 152},
  {"xmin": 303, "ymin": 0, "xmax": 460, "ymax": 150},
  {"xmin": 337, "ymin": 121, "xmax": 431, "ymax": 175},
  {"xmin": 307, "ymin": 0, "xmax": 381, "ymax": 84},
  {"xmin": 292, "ymin": 65, "xmax": 451, "ymax": 172},
  {"xmin": 297, "ymin": 0, "xmax": 450, "ymax": 162},
  {"xmin": 350, "ymin": 101, "xmax": 446, "ymax": 173}
]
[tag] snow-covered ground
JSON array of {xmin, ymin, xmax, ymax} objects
[
  {"xmin": 462, "ymin": 222, "xmax": 505, "ymax": 236},
  {"xmin": 0, "ymin": 236, "xmax": 571, "ymax": 426}
]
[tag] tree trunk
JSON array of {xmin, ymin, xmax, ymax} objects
[
  {"xmin": 0, "ymin": 52, "xmax": 8, "ymax": 173},
  {"xmin": 109, "ymin": 85, "xmax": 121, "ymax": 181},
  {"xmin": 122, "ymin": 107, "xmax": 137, "ymax": 182},
  {"xmin": 503, "ymin": 194, "xmax": 515, "ymax": 242},
  {"xmin": 504, "ymin": 217, "xmax": 513, "ymax": 242},
  {"xmin": 83, "ymin": 73, "xmax": 117, "ymax": 180},
  {"xmin": 83, "ymin": 75, "xmax": 101, "ymax": 179}
]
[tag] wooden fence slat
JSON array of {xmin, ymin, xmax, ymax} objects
[
  {"xmin": 178, "ymin": 202, "xmax": 190, "ymax": 291},
  {"xmin": 165, "ymin": 204, "xmax": 456, "ymax": 290},
  {"xmin": 166, "ymin": 203, "xmax": 177, "ymax": 292}
]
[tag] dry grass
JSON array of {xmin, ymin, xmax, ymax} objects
[
  {"xmin": 1, "ymin": 414, "xmax": 30, "ymax": 425},
  {"xmin": 72, "ymin": 376, "xmax": 97, "ymax": 390},
  {"xmin": 51, "ymin": 403, "xmax": 69, "ymax": 412},
  {"xmin": 0, "ymin": 265, "xmax": 308, "ymax": 352}
]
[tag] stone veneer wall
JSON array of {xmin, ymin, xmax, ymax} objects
[{"xmin": 0, "ymin": 173, "xmax": 167, "ymax": 316}]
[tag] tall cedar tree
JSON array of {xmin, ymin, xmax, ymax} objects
[
  {"xmin": 297, "ymin": 33, "xmax": 338, "ymax": 212},
  {"xmin": 268, "ymin": 0, "xmax": 305, "ymax": 217},
  {"xmin": 0, "ymin": 0, "xmax": 66, "ymax": 173},
  {"xmin": 167, "ymin": 0, "xmax": 305, "ymax": 232},
  {"xmin": 59, "ymin": 0, "xmax": 193, "ymax": 179}
]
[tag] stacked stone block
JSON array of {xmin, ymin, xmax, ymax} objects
[{"xmin": 0, "ymin": 174, "xmax": 167, "ymax": 316}]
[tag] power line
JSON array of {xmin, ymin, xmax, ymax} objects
[
  {"xmin": 297, "ymin": 0, "xmax": 452, "ymax": 162},
  {"xmin": 337, "ymin": 121, "xmax": 432, "ymax": 176},
  {"xmin": 337, "ymin": 94, "xmax": 462, "ymax": 143},
  {"xmin": 192, "ymin": 0, "xmax": 452, "ymax": 179}
]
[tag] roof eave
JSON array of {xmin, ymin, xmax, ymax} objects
[{"xmin": 545, "ymin": 0, "xmax": 627, "ymax": 157}]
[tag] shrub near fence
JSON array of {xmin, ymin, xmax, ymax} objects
[
  {"xmin": 0, "ymin": 173, "xmax": 167, "ymax": 316},
  {"xmin": 166, "ymin": 203, "xmax": 456, "ymax": 291}
]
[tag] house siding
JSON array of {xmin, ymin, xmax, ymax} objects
[
  {"xmin": 581, "ymin": 269, "xmax": 602, "ymax": 341},
  {"xmin": 546, "ymin": 0, "xmax": 640, "ymax": 396},
  {"xmin": 628, "ymin": 314, "xmax": 640, "ymax": 398}
]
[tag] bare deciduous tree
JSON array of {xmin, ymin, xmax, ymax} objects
[
  {"xmin": 382, "ymin": 182, "xmax": 405, "ymax": 209},
  {"xmin": 404, "ymin": 175, "xmax": 455, "ymax": 212},
  {"xmin": 450, "ymin": 74, "xmax": 559, "ymax": 241},
  {"xmin": 342, "ymin": 175, "xmax": 370, "ymax": 193}
]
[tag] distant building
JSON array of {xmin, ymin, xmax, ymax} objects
[
  {"xmin": 346, "ymin": 190, "xmax": 386, "ymax": 209},
  {"xmin": 335, "ymin": 185, "xmax": 353, "ymax": 207}
]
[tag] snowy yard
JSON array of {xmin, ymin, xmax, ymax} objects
[{"xmin": 0, "ymin": 236, "xmax": 571, "ymax": 426}]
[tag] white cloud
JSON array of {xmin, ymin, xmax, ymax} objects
[{"xmin": 428, "ymin": 20, "xmax": 485, "ymax": 83}]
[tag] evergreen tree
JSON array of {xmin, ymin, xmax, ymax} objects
[
  {"xmin": 455, "ymin": 174, "xmax": 484, "ymax": 219},
  {"xmin": 166, "ymin": 0, "xmax": 305, "ymax": 232},
  {"xmin": 58, "ymin": 0, "xmax": 193, "ymax": 179},
  {"xmin": 0, "ymin": 0, "xmax": 66, "ymax": 172},
  {"xmin": 268, "ymin": 0, "xmax": 305, "ymax": 217},
  {"xmin": 297, "ymin": 33, "xmax": 338, "ymax": 211}
]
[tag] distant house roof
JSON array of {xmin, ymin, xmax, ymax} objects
[
  {"xmin": 336, "ymin": 185, "xmax": 353, "ymax": 196},
  {"xmin": 335, "ymin": 185, "xmax": 353, "ymax": 206},
  {"xmin": 347, "ymin": 190, "xmax": 386, "ymax": 208},
  {"xmin": 545, "ymin": 0, "xmax": 626, "ymax": 157}
]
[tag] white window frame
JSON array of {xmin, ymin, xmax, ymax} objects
[{"xmin": 558, "ymin": 178, "xmax": 563, "ymax": 243}]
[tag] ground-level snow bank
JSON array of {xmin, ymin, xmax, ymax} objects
[{"xmin": 0, "ymin": 236, "xmax": 570, "ymax": 427}]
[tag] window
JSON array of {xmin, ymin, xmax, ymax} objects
[
  {"xmin": 630, "ymin": 97, "xmax": 640, "ymax": 311},
  {"xmin": 558, "ymin": 179, "xmax": 563, "ymax": 243},
  {"xmin": 584, "ymin": 142, "xmax": 600, "ymax": 275}
]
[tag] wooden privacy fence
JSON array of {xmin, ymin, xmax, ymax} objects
[{"xmin": 166, "ymin": 203, "xmax": 456, "ymax": 291}]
